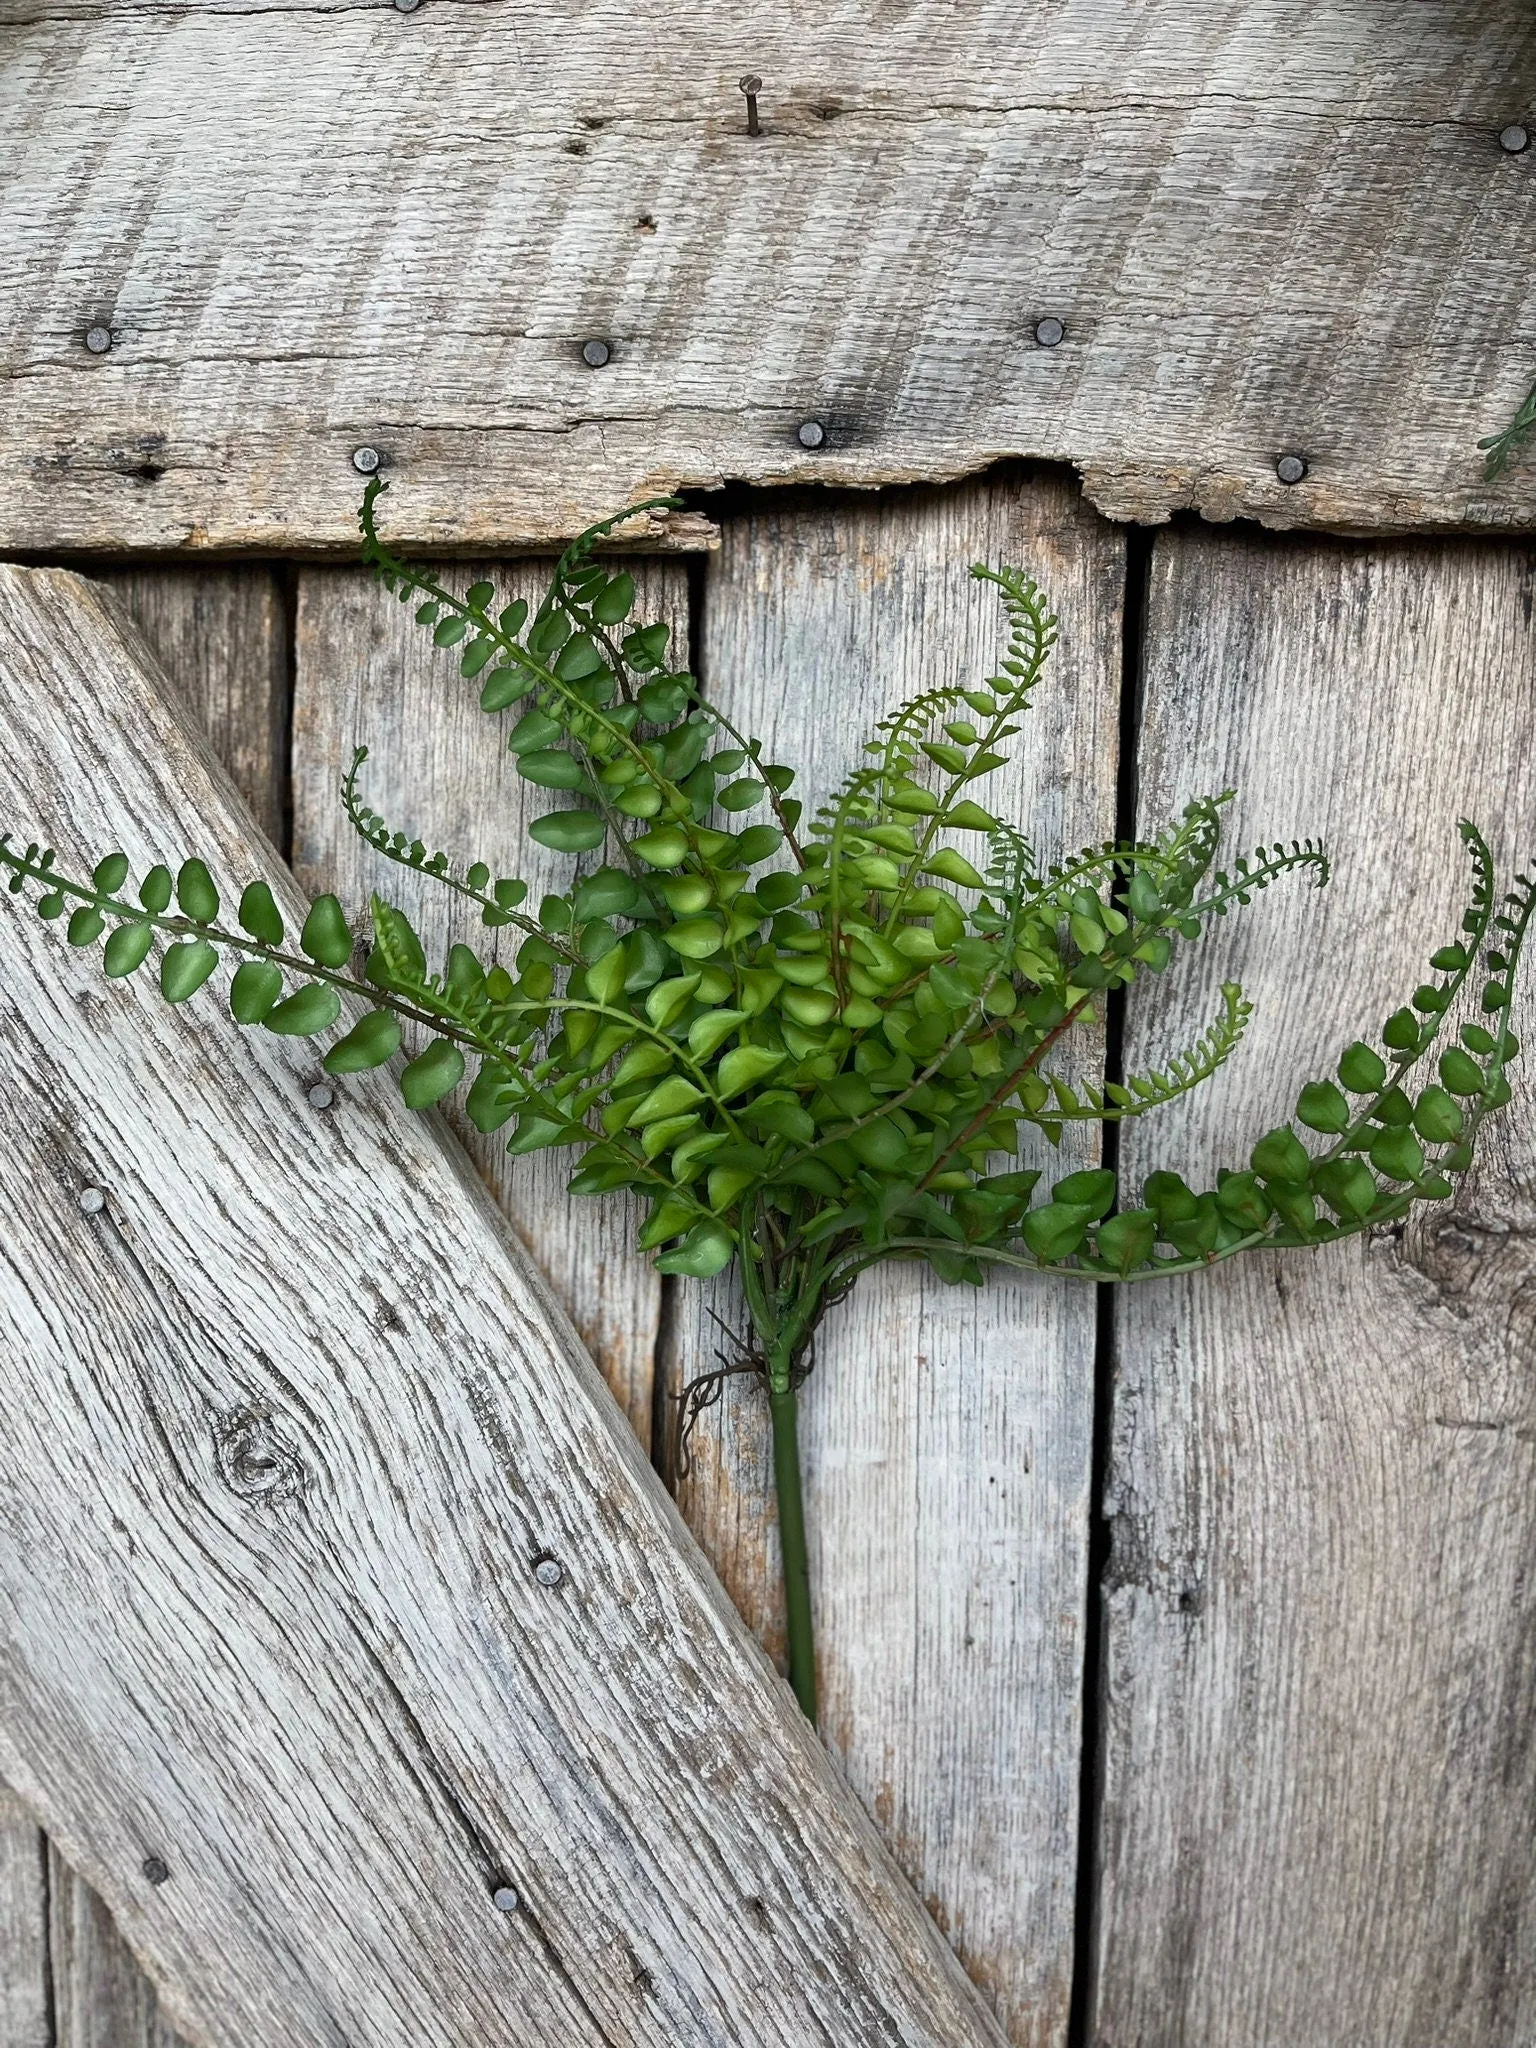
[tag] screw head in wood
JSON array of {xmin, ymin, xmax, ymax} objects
[
  {"xmin": 796, "ymin": 419, "xmax": 826, "ymax": 449},
  {"xmin": 1275, "ymin": 452, "xmax": 1308, "ymax": 485},
  {"xmin": 533, "ymin": 1555, "xmax": 564, "ymax": 1587},
  {"xmin": 84, "ymin": 325, "xmax": 113, "ymax": 354},
  {"xmin": 351, "ymin": 445, "xmax": 381, "ymax": 475},
  {"xmin": 307, "ymin": 1083, "xmax": 335, "ymax": 1111},
  {"xmin": 1499, "ymin": 123, "xmax": 1529, "ymax": 154},
  {"xmin": 491, "ymin": 1884, "xmax": 520, "ymax": 1911},
  {"xmin": 78, "ymin": 1186, "xmax": 106, "ymax": 1215},
  {"xmin": 1034, "ymin": 316, "xmax": 1065, "ymax": 347},
  {"xmin": 581, "ymin": 338, "xmax": 611, "ymax": 367},
  {"xmin": 142, "ymin": 1856, "xmax": 170, "ymax": 1886}
]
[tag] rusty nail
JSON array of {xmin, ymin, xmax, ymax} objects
[
  {"xmin": 739, "ymin": 74, "xmax": 762, "ymax": 137},
  {"xmin": 492, "ymin": 1884, "xmax": 520, "ymax": 1912},
  {"xmin": 78, "ymin": 1186, "xmax": 106, "ymax": 1216},
  {"xmin": 85, "ymin": 325, "xmax": 113, "ymax": 355},
  {"xmin": 351, "ymin": 445, "xmax": 381, "ymax": 475},
  {"xmin": 1275, "ymin": 452, "xmax": 1307, "ymax": 485},
  {"xmin": 533, "ymin": 1555, "xmax": 564, "ymax": 1588},
  {"xmin": 308, "ymin": 1083, "xmax": 335, "ymax": 1111},
  {"xmin": 796, "ymin": 419, "xmax": 826, "ymax": 450},
  {"xmin": 1499, "ymin": 123, "xmax": 1529, "ymax": 154},
  {"xmin": 142, "ymin": 1856, "xmax": 170, "ymax": 1886},
  {"xmin": 1034, "ymin": 316, "xmax": 1065, "ymax": 348},
  {"xmin": 581, "ymin": 338, "xmax": 611, "ymax": 367}
]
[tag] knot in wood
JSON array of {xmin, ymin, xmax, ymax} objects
[{"xmin": 216, "ymin": 1407, "xmax": 306, "ymax": 1504}]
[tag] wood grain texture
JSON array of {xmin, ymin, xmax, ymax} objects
[
  {"xmin": 0, "ymin": 1790, "xmax": 49, "ymax": 2048},
  {"xmin": 48, "ymin": 1845, "xmax": 178, "ymax": 2048},
  {"xmin": 291, "ymin": 557, "xmax": 688, "ymax": 1441},
  {"xmin": 0, "ymin": 563, "xmax": 1007, "ymax": 2048},
  {"xmin": 1091, "ymin": 534, "xmax": 1536, "ymax": 2045},
  {"xmin": 664, "ymin": 477, "xmax": 1123, "ymax": 2046},
  {"xmin": 3, "ymin": 3, "xmax": 1536, "ymax": 549}
]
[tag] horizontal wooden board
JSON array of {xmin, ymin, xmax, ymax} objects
[
  {"xmin": 0, "ymin": 566, "xmax": 1007, "ymax": 2048},
  {"xmin": 1093, "ymin": 533, "xmax": 1536, "ymax": 2044},
  {"xmin": 2, "ymin": 3, "xmax": 1536, "ymax": 548},
  {"xmin": 665, "ymin": 478, "xmax": 1121, "ymax": 2045}
]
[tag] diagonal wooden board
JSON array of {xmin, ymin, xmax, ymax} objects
[
  {"xmin": 0, "ymin": 566, "xmax": 1007, "ymax": 2048},
  {"xmin": 3, "ymin": 0, "xmax": 1536, "ymax": 550}
]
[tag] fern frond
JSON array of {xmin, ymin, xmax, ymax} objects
[{"xmin": 1036, "ymin": 982, "xmax": 1252, "ymax": 1120}]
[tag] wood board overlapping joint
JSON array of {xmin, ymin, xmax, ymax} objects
[{"xmin": 3, "ymin": 2, "xmax": 1536, "ymax": 548}]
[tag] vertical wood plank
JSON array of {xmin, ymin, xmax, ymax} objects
[
  {"xmin": 1095, "ymin": 535, "xmax": 1536, "ymax": 2046},
  {"xmin": 0, "ymin": 565, "xmax": 288, "ymax": 2048},
  {"xmin": 290, "ymin": 561, "xmax": 689, "ymax": 1444},
  {"xmin": 0, "ymin": 1790, "xmax": 49, "ymax": 2048},
  {"xmin": 101, "ymin": 569, "xmax": 290, "ymax": 848},
  {"xmin": 665, "ymin": 477, "xmax": 1124, "ymax": 2046}
]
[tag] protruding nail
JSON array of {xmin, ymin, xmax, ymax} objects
[
  {"xmin": 78, "ymin": 1186, "xmax": 106, "ymax": 1216},
  {"xmin": 1275, "ymin": 453, "xmax": 1307, "ymax": 485},
  {"xmin": 533, "ymin": 1555, "xmax": 565, "ymax": 1588},
  {"xmin": 739, "ymin": 74, "xmax": 762, "ymax": 137},
  {"xmin": 142, "ymin": 1856, "xmax": 170, "ymax": 1886},
  {"xmin": 85, "ymin": 325, "xmax": 113, "ymax": 355},
  {"xmin": 1499, "ymin": 123, "xmax": 1529, "ymax": 154},
  {"xmin": 308, "ymin": 1083, "xmax": 335, "ymax": 1111},
  {"xmin": 796, "ymin": 419, "xmax": 826, "ymax": 450},
  {"xmin": 492, "ymin": 1884, "xmax": 520, "ymax": 1912},
  {"xmin": 352, "ymin": 445, "xmax": 381, "ymax": 475},
  {"xmin": 581, "ymin": 338, "xmax": 612, "ymax": 368},
  {"xmin": 1034, "ymin": 316, "xmax": 1065, "ymax": 348}
]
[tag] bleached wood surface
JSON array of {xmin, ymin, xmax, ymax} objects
[
  {"xmin": 0, "ymin": 566, "xmax": 1007, "ymax": 2048},
  {"xmin": 48, "ymin": 1843, "xmax": 179, "ymax": 2048},
  {"xmin": 1093, "ymin": 535, "xmax": 1536, "ymax": 2044},
  {"xmin": 4, "ymin": 2, "xmax": 1536, "ymax": 548},
  {"xmin": 291, "ymin": 557, "xmax": 689, "ymax": 1441},
  {"xmin": 0, "ymin": 1791, "xmax": 49, "ymax": 2048},
  {"xmin": 665, "ymin": 478, "xmax": 1122, "ymax": 2046}
]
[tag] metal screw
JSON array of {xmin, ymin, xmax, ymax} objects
[
  {"xmin": 351, "ymin": 445, "xmax": 381, "ymax": 475},
  {"xmin": 1499, "ymin": 123, "xmax": 1529, "ymax": 154},
  {"xmin": 796, "ymin": 419, "xmax": 826, "ymax": 450},
  {"xmin": 739, "ymin": 74, "xmax": 762, "ymax": 137},
  {"xmin": 78, "ymin": 1186, "xmax": 106, "ymax": 1216},
  {"xmin": 1034, "ymin": 316, "xmax": 1065, "ymax": 348},
  {"xmin": 142, "ymin": 1856, "xmax": 170, "ymax": 1886},
  {"xmin": 581, "ymin": 338, "xmax": 611, "ymax": 368},
  {"xmin": 307, "ymin": 1083, "xmax": 335, "ymax": 1111},
  {"xmin": 491, "ymin": 1884, "xmax": 520, "ymax": 1912},
  {"xmin": 85, "ymin": 325, "xmax": 113, "ymax": 355},
  {"xmin": 533, "ymin": 1556, "xmax": 564, "ymax": 1588},
  {"xmin": 1275, "ymin": 452, "xmax": 1308, "ymax": 485}
]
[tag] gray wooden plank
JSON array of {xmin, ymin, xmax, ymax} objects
[
  {"xmin": 0, "ymin": 563, "xmax": 1007, "ymax": 2048},
  {"xmin": 48, "ymin": 1845, "xmax": 178, "ymax": 2048},
  {"xmin": 1093, "ymin": 533, "xmax": 1536, "ymax": 2045},
  {"xmin": 291, "ymin": 557, "xmax": 688, "ymax": 1442},
  {"xmin": 664, "ymin": 477, "xmax": 1123, "ymax": 2046},
  {"xmin": 2, "ymin": 5, "xmax": 1535, "ymax": 548},
  {"xmin": 0, "ymin": 1789, "xmax": 50, "ymax": 2048}
]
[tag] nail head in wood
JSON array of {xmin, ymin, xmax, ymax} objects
[
  {"xmin": 351, "ymin": 445, "xmax": 381, "ymax": 475},
  {"xmin": 394, "ymin": 0, "xmax": 422, "ymax": 10},
  {"xmin": 1275, "ymin": 453, "xmax": 1308, "ymax": 485},
  {"xmin": 77, "ymin": 1186, "xmax": 106, "ymax": 1215},
  {"xmin": 796, "ymin": 419, "xmax": 826, "ymax": 450},
  {"xmin": 533, "ymin": 1555, "xmax": 564, "ymax": 1587},
  {"xmin": 307, "ymin": 1083, "xmax": 335, "ymax": 1111},
  {"xmin": 84, "ymin": 325, "xmax": 113, "ymax": 355},
  {"xmin": 1034, "ymin": 317, "xmax": 1065, "ymax": 347},
  {"xmin": 491, "ymin": 1884, "xmax": 520, "ymax": 1912},
  {"xmin": 581, "ymin": 338, "xmax": 611, "ymax": 368},
  {"xmin": 1499, "ymin": 124, "xmax": 1529, "ymax": 154},
  {"xmin": 142, "ymin": 1856, "xmax": 170, "ymax": 1886}
]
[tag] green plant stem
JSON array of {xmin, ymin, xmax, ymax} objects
[{"xmin": 768, "ymin": 1375, "xmax": 817, "ymax": 1723}]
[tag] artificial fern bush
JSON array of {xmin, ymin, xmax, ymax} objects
[{"xmin": 1, "ymin": 483, "xmax": 1528, "ymax": 1723}]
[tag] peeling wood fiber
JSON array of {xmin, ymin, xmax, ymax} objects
[{"xmin": 2, "ymin": 2, "xmax": 1535, "ymax": 548}]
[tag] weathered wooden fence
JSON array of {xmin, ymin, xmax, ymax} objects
[{"xmin": 3, "ymin": 0, "xmax": 1536, "ymax": 2042}]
